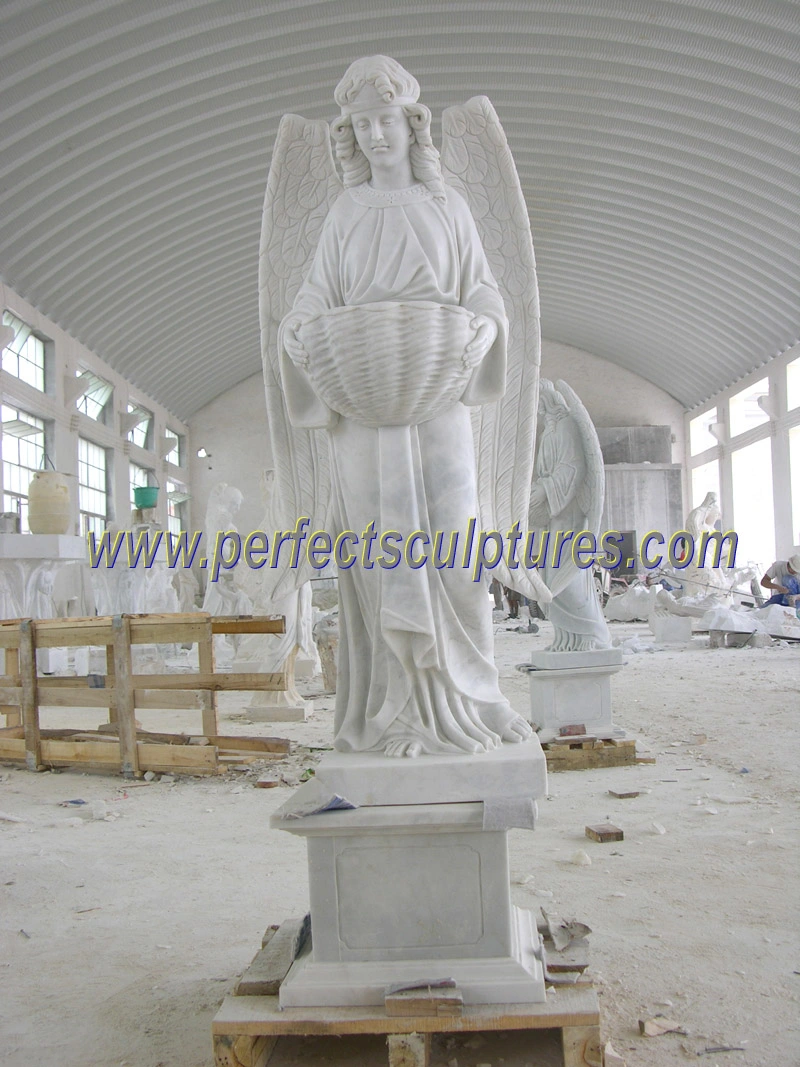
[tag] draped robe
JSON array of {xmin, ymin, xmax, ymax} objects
[{"xmin": 279, "ymin": 182, "xmax": 518, "ymax": 754}]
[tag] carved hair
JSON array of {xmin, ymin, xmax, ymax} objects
[
  {"xmin": 538, "ymin": 379, "xmax": 570, "ymax": 417},
  {"xmin": 331, "ymin": 56, "xmax": 446, "ymax": 200}
]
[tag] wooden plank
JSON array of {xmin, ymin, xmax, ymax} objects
[
  {"xmin": 561, "ymin": 1023, "xmax": 603, "ymax": 1067},
  {"xmin": 0, "ymin": 738, "xmax": 220, "ymax": 775},
  {"xmin": 208, "ymin": 736, "xmax": 291, "ymax": 754},
  {"xmin": 212, "ymin": 1034, "xmax": 277, "ymax": 1067},
  {"xmin": 212, "ymin": 617, "xmax": 285, "ymax": 635},
  {"xmin": 542, "ymin": 940, "xmax": 590, "ymax": 975},
  {"xmin": 112, "ymin": 615, "xmax": 138, "ymax": 778},
  {"xmin": 234, "ymin": 915, "xmax": 310, "ymax": 996},
  {"xmin": 0, "ymin": 726, "xmax": 24, "ymax": 738},
  {"xmin": 0, "ymin": 687, "xmax": 23, "ymax": 703},
  {"xmin": 126, "ymin": 672, "xmax": 286, "ymax": 692},
  {"xmin": 0, "ymin": 622, "xmax": 24, "ymax": 649},
  {"xmin": 0, "ymin": 647, "xmax": 21, "ymax": 725},
  {"xmin": 37, "ymin": 690, "xmax": 114, "ymax": 708},
  {"xmin": 387, "ymin": 1032, "xmax": 431, "ymax": 1067},
  {"xmin": 212, "ymin": 985, "xmax": 600, "ymax": 1037},
  {"xmin": 128, "ymin": 618, "xmax": 210, "ymax": 645},
  {"xmin": 198, "ymin": 616, "xmax": 217, "ymax": 737},
  {"xmin": 19, "ymin": 620, "xmax": 41, "ymax": 772},
  {"xmin": 138, "ymin": 742, "xmax": 218, "ymax": 774},
  {"xmin": 34, "ymin": 684, "xmax": 204, "ymax": 711},
  {"xmin": 385, "ymin": 989, "xmax": 463, "ymax": 1018},
  {"xmin": 0, "ymin": 737, "xmax": 25, "ymax": 760},
  {"xmin": 33, "ymin": 620, "xmax": 114, "ymax": 648},
  {"xmin": 106, "ymin": 643, "xmax": 116, "ymax": 723}
]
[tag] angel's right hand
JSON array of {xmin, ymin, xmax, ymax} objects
[{"xmin": 283, "ymin": 319, "xmax": 309, "ymax": 368}]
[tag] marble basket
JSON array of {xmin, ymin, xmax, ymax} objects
[{"xmin": 298, "ymin": 301, "xmax": 474, "ymax": 427}]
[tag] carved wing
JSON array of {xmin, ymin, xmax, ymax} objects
[
  {"xmin": 259, "ymin": 114, "xmax": 342, "ymax": 593},
  {"xmin": 555, "ymin": 379, "xmax": 604, "ymax": 537},
  {"xmin": 440, "ymin": 97, "xmax": 549, "ymax": 602}
]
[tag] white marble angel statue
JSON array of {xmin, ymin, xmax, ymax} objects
[
  {"xmin": 260, "ymin": 55, "xmax": 550, "ymax": 758},
  {"xmin": 529, "ymin": 379, "xmax": 612, "ymax": 652}
]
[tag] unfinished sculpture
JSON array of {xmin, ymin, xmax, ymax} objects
[
  {"xmin": 263, "ymin": 57, "xmax": 548, "ymax": 1008},
  {"xmin": 233, "ymin": 471, "xmax": 318, "ymax": 720},
  {"xmin": 262, "ymin": 54, "xmax": 549, "ymax": 759},
  {"xmin": 530, "ymin": 379, "xmax": 611, "ymax": 653},
  {"xmin": 201, "ymin": 484, "xmax": 252, "ymax": 661}
]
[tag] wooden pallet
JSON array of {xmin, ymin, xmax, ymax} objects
[
  {"xmin": 0, "ymin": 612, "xmax": 289, "ymax": 776},
  {"xmin": 212, "ymin": 920, "xmax": 603, "ymax": 1067},
  {"xmin": 543, "ymin": 736, "xmax": 654, "ymax": 772}
]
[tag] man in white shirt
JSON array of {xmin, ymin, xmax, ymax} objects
[{"xmin": 760, "ymin": 554, "xmax": 800, "ymax": 607}]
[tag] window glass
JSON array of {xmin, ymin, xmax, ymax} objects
[
  {"xmin": 731, "ymin": 438, "xmax": 774, "ymax": 569},
  {"xmin": 691, "ymin": 460, "xmax": 720, "ymax": 511},
  {"xmin": 166, "ymin": 479, "xmax": 188, "ymax": 536},
  {"xmin": 76, "ymin": 370, "xmax": 113, "ymax": 423},
  {"xmin": 790, "ymin": 425, "xmax": 800, "ymax": 549},
  {"xmin": 689, "ymin": 409, "xmax": 718, "ymax": 455},
  {"xmin": 1, "ymin": 311, "xmax": 45, "ymax": 392},
  {"xmin": 787, "ymin": 356, "xmax": 800, "ymax": 412},
  {"xmin": 728, "ymin": 378, "xmax": 769, "ymax": 438},
  {"xmin": 1, "ymin": 405, "xmax": 45, "ymax": 532},
  {"xmin": 78, "ymin": 438, "xmax": 107, "ymax": 535},
  {"xmin": 127, "ymin": 404, "xmax": 153, "ymax": 449},
  {"xmin": 164, "ymin": 428, "xmax": 182, "ymax": 466}
]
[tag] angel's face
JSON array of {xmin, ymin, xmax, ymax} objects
[{"xmin": 351, "ymin": 105, "xmax": 414, "ymax": 171}]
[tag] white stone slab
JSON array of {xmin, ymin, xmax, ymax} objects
[
  {"xmin": 0, "ymin": 533, "xmax": 87, "ymax": 560},
  {"xmin": 310, "ymin": 741, "xmax": 547, "ymax": 808},
  {"xmin": 528, "ymin": 647, "xmax": 623, "ymax": 670},
  {"xmin": 279, "ymin": 906, "xmax": 545, "ymax": 1007},
  {"xmin": 523, "ymin": 658, "xmax": 625, "ymax": 744},
  {"xmin": 650, "ymin": 614, "xmax": 693, "ymax": 644}
]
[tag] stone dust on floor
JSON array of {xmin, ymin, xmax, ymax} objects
[{"xmin": 0, "ymin": 619, "xmax": 798, "ymax": 1067}]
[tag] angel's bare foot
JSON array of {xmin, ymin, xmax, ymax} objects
[
  {"xmin": 480, "ymin": 703, "xmax": 533, "ymax": 744},
  {"xmin": 384, "ymin": 739, "xmax": 423, "ymax": 758},
  {"xmin": 500, "ymin": 715, "xmax": 533, "ymax": 743}
]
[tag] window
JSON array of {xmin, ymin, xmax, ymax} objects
[
  {"xmin": 129, "ymin": 462, "xmax": 153, "ymax": 508},
  {"xmin": 78, "ymin": 438, "xmax": 108, "ymax": 536},
  {"xmin": 731, "ymin": 438, "xmax": 775, "ymax": 568},
  {"xmin": 728, "ymin": 378, "xmax": 769, "ymax": 439},
  {"xmin": 75, "ymin": 369, "xmax": 113, "ymax": 423},
  {"xmin": 689, "ymin": 409, "xmax": 718, "ymax": 455},
  {"xmin": 790, "ymin": 425, "xmax": 800, "ymax": 548},
  {"xmin": 127, "ymin": 403, "xmax": 152, "ymax": 449},
  {"xmin": 2, "ymin": 311, "xmax": 45, "ymax": 392},
  {"xmin": 788, "ymin": 356, "xmax": 800, "ymax": 412},
  {"xmin": 1, "ymin": 405, "xmax": 45, "ymax": 532},
  {"xmin": 691, "ymin": 460, "xmax": 720, "ymax": 511},
  {"xmin": 163, "ymin": 428, "xmax": 182, "ymax": 466},
  {"xmin": 165, "ymin": 480, "xmax": 188, "ymax": 537}
]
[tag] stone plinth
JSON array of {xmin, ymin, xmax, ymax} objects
[
  {"xmin": 272, "ymin": 744, "xmax": 548, "ymax": 1008},
  {"xmin": 521, "ymin": 649, "xmax": 624, "ymax": 744}
]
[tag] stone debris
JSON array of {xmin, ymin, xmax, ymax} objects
[
  {"xmin": 570, "ymin": 849, "xmax": 592, "ymax": 866},
  {"xmin": 639, "ymin": 1015, "xmax": 687, "ymax": 1036}
]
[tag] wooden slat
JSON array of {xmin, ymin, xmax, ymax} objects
[
  {"xmin": 34, "ymin": 622, "xmax": 114, "ymax": 648},
  {"xmin": 19, "ymin": 620, "xmax": 41, "ymax": 771},
  {"xmin": 112, "ymin": 615, "xmax": 138, "ymax": 778},
  {"xmin": 0, "ymin": 647, "xmax": 21, "ymax": 726},
  {"xmin": 37, "ymin": 689, "xmax": 114, "ymax": 708},
  {"xmin": 125, "ymin": 672, "xmax": 286, "ymax": 692},
  {"xmin": 0, "ymin": 621, "xmax": 24, "ymax": 649},
  {"xmin": 212, "ymin": 617, "xmax": 286, "ymax": 635},
  {"xmin": 212, "ymin": 985, "xmax": 601, "ymax": 1037},
  {"xmin": 0, "ymin": 736, "xmax": 219, "ymax": 775},
  {"xmin": 128, "ymin": 619, "xmax": 211, "ymax": 645},
  {"xmin": 234, "ymin": 916, "xmax": 310, "ymax": 996},
  {"xmin": 0, "ymin": 687, "xmax": 22, "ymax": 703},
  {"xmin": 207, "ymin": 735, "xmax": 291, "ymax": 754},
  {"xmin": 198, "ymin": 616, "xmax": 217, "ymax": 737}
]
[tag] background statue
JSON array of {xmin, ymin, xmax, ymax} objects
[
  {"xmin": 260, "ymin": 55, "xmax": 550, "ymax": 758},
  {"xmin": 202, "ymin": 483, "xmax": 252, "ymax": 661},
  {"xmin": 529, "ymin": 379, "xmax": 611, "ymax": 652}
]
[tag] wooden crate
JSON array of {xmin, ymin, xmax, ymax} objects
[
  {"xmin": 0, "ymin": 612, "xmax": 289, "ymax": 777},
  {"xmin": 212, "ymin": 919, "xmax": 603, "ymax": 1067},
  {"xmin": 543, "ymin": 736, "xmax": 654, "ymax": 772}
]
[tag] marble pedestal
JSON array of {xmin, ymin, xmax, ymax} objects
[
  {"xmin": 520, "ymin": 649, "xmax": 624, "ymax": 744},
  {"xmin": 271, "ymin": 743, "xmax": 548, "ymax": 1008}
]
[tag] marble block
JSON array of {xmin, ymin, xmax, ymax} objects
[
  {"xmin": 273, "ymin": 800, "xmax": 546, "ymax": 1008},
  {"xmin": 521, "ymin": 651, "xmax": 624, "ymax": 744},
  {"xmin": 650, "ymin": 614, "xmax": 693, "ymax": 644},
  {"xmin": 310, "ymin": 741, "xmax": 548, "ymax": 808}
]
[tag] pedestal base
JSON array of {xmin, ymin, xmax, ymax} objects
[
  {"xmin": 272, "ymin": 747, "xmax": 548, "ymax": 1009},
  {"xmin": 521, "ymin": 650, "xmax": 624, "ymax": 744},
  {"xmin": 279, "ymin": 906, "xmax": 544, "ymax": 1007}
]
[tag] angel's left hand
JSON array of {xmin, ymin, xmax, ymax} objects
[{"xmin": 463, "ymin": 315, "xmax": 498, "ymax": 368}]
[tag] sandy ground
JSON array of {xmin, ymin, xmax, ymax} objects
[{"xmin": 1, "ymin": 619, "xmax": 798, "ymax": 1067}]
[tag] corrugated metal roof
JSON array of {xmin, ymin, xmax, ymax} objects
[{"xmin": 1, "ymin": 0, "xmax": 798, "ymax": 417}]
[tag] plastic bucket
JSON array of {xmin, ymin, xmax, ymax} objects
[{"xmin": 133, "ymin": 486, "xmax": 159, "ymax": 509}]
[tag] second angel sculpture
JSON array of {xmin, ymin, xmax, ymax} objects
[{"xmin": 261, "ymin": 55, "xmax": 549, "ymax": 758}]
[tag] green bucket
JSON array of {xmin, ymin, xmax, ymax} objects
[{"xmin": 133, "ymin": 486, "xmax": 159, "ymax": 509}]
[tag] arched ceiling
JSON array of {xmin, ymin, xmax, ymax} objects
[{"xmin": 0, "ymin": 0, "xmax": 798, "ymax": 419}]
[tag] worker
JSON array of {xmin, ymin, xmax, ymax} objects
[{"xmin": 760, "ymin": 554, "xmax": 800, "ymax": 607}]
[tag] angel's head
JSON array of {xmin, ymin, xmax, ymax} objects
[
  {"xmin": 538, "ymin": 379, "xmax": 569, "ymax": 419},
  {"xmin": 331, "ymin": 55, "xmax": 445, "ymax": 199}
]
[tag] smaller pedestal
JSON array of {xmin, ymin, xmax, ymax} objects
[{"xmin": 521, "ymin": 649, "xmax": 624, "ymax": 744}]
